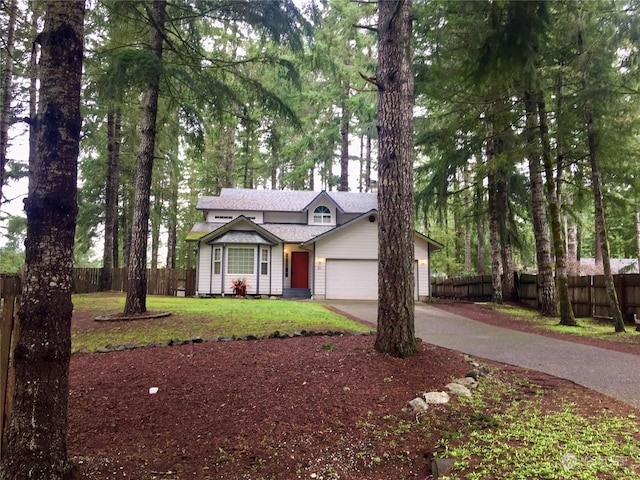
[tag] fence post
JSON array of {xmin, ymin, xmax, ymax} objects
[{"xmin": 1, "ymin": 276, "xmax": 21, "ymax": 460}]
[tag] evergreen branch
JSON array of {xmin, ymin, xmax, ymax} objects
[
  {"xmin": 352, "ymin": 23, "xmax": 377, "ymax": 33},
  {"xmin": 359, "ymin": 72, "xmax": 379, "ymax": 88}
]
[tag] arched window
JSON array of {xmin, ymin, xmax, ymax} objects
[{"xmin": 313, "ymin": 205, "xmax": 332, "ymax": 224}]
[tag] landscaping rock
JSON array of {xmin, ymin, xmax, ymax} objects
[
  {"xmin": 466, "ymin": 365, "xmax": 490, "ymax": 380},
  {"xmin": 454, "ymin": 376, "xmax": 478, "ymax": 389},
  {"xmin": 423, "ymin": 391, "xmax": 450, "ymax": 404},
  {"xmin": 446, "ymin": 382, "xmax": 472, "ymax": 398},
  {"xmin": 431, "ymin": 458, "xmax": 455, "ymax": 479},
  {"xmin": 409, "ymin": 397, "xmax": 429, "ymax": 412}
]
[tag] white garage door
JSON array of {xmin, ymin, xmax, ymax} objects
[{"xmin": 326, "ymin": 260, "xmax": 378, "ymax": 300}]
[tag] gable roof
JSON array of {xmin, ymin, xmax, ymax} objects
[
  {"xmin": 196, "ymin": 188, "xmax": 377, "ymax": 213},
  {"xmin": 302, "ymin": 191, "xmax": 344, "ymax": 214},
  {"xmin": 197, "ymin": 216, "xmax": 282, "ymax": 245}
]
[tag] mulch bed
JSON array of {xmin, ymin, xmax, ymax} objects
[{"xmin": 67, "ymin": 301, "xmax": 640, "ymax": 479}]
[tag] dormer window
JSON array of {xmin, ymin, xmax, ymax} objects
[{"xmin": 313, "ymin": 205, "xmax": 332, "ymax": 224}]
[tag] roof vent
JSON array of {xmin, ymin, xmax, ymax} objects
[{"xmin": 368, "ymin": 215, "xmax": 376, "ymax": 223}]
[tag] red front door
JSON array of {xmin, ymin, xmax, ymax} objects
[{"xmin": 291, "ymin": 252, "xmax": 309, "ymax": 288}]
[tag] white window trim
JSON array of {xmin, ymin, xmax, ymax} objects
[
  {"xmin": 260, "ymin": 247, "xmax": 269, "ymax": 275},
  {"xmin": 213, "ymin": 247, "xmax": 222, "ymax": 275},
  {"xmin": 312, "ymin": 205, "xmax": 332, "ymax": 224}
]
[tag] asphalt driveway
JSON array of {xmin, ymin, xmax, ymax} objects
[{"xmin": 329, "ymin": 301, "xmax": 640, "ymax": 409}]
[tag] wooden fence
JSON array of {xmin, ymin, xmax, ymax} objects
[
  {"xmin": 432, "ymin": 272, "xmax": 640, "ymax": 321},
  {"xmin": 1, "ymin": 275, "xmax": 21, "ymax": 460},
  {"xmin": 73, "ymin": 268, "xmax": 196, "ymax": 297}
]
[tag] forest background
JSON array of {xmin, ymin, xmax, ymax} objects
[{"xmin": 1, "ymin": 0, "xmax": 640, "ymax": 283}]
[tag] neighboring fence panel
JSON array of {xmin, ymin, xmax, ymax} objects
[
  {"xmin": 591, "ymin": 275, "xmax": 611, "ymax": 319},
  {"xmin": 517, "ymin": 273, "xmax": 539, "ymax": 308},
  {"xmin": 71, "ymin": 268, "xmax": 196, "ymax": 297},
  {"xmin": 615, "ymin": 274, "xmax": 640, "ymax": 321},
  {"xmin": 1, "ymin": 275, "xmax": 21, "ymax": 461},
  {"xmin": 568, "ymin": 275, "xmax": 592, "ymax": 318},
  {"xmin": 431, "ymin": 275, "xmax": 492, "ymax": 301}
]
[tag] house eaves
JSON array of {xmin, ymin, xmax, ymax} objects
[
  {"xmin": 186, "ymin": 222, "xmax": 220, "ymax": 242},
  {"xmin": 301, "ymin": 209, "xmax": 444, "ymax": 251},
  {"xmin": 414, "ymin": 230, "xmax": 444, "ymax": 251}
]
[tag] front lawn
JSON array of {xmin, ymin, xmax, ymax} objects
[{"xmin": 71, "ymin": 292, "xmax": 373, "ymax": 352}]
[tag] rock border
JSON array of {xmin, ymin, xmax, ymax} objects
[
  {"xmin": 76, "ymin": 330, "xmax": 375, "ymax": 354},
  {"xmin": 406, "ymin": 354, "xmax": 491, "ymax": 479}
]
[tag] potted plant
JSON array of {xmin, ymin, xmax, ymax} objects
[{"xmin": 230, "ymin": 278, "xmax": 249, "ymax": 297}]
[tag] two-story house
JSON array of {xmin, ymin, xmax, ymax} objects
[{"xmin": 186, "ymin": 188, "xmax": 442, "ymax": 300}]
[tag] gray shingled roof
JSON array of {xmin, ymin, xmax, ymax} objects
[
  {"xmin": 261, "ymin": 224, "xmax": 334, "ymax": 243},
  {"xmin": 209, "ymin": 231, "xmax": 275, "ymax": 245},
  {"xmin": 196, "ymin": 188, "xmax": 377, "ymax": 213},
  {"xmin": 186, "ymin": 221, "xmax": 334, "ymax": 243}
]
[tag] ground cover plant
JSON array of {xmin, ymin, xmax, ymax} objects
[
  {"xmin": 67, "ymin": 296, "xmax": 640, "ymax": 479},
  {"xmin": 434, "ymin": 375, "xmax": 640, "ymax": 479}
]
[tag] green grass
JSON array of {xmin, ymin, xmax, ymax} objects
[
  {"xmin": 434, "ymin": 376, "xmax": 640, "ymax": 479},
  {"xmin": 489, "ymin": 303, "xmax": 640, "ymax": 345},
  {"xmin": 71, "ymin": 293, "xmax": 373, "ymax": 352}
]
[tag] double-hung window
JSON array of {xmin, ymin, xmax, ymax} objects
[
  {"xmin": 260, "ymin": 248, "xmax": 269, "ymax": 275},
  {"xmin": 213, "ymin": 247, "xmax": 222, "ymax": 275}
]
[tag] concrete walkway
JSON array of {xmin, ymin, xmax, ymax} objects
[{"xmin": 329, "ymin": 301, "xmax": 640, "ymax": 409}]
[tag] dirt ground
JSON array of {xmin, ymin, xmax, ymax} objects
[{"xmin": 67, "ymin": 301, "xmax": 640, "ymax": 479}]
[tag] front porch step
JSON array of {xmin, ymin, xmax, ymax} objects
[{"xmin": 283, "ymin": 288, "xmax": 312, "ymax": 299}]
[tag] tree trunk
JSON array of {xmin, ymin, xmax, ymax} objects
[
  {"xmin": 150, "ymin": 178, "xmax": 162, "ymax": 270},
  {"xmin": 28, "ymin": 5, "xmax": 39, "ymax": 180},
  {"xmin": 374, "ymin": 0, "xmax": 416, "ymax": 358},
  {"xmin": 150, "ymin": 191, "xmax": 162, "ymax": 270},
  {"xmin": 487, "ymin": 173, "xmax": 503, "ymax": 304},
  {"xmin": 578, "ymin": 27, "xmax": 624, "ymax": 332},
  {"xmin": 587, "ymin": 119, "xmax": 624, "ymax": 331},
  {"xmin": 1, "ymin": 2, "xmax": 84, "ymax": 478},
  {"xmin": 166, "ymin": 151, "xmax": 178, "ymax": 269},
  {"xmin": 567, "ymin": 213, "xmax": 578, "ymax": 276},
  {"xmin": 101, "ymin": 107, "xmax": 120, "ymax": 290},
  {"xmin": 365, "ymin": 128, "xmax": 372, "ymax": 192},
  {"xmin": 524, "ymin": 92, "xmax": 556, "ymax": 316},
  {"xmin": 339, "ymin": 93, "xmax": 349, "ymax": 191},
  {"xmin": 124, "ymin": 0, "xmax": 166, "ymax": 315},
  {"xmin": 476, "ymin": 185, "xmax": 486, "ymax": 275},
  {"xmin": 496, "ymin": 177, "xmax": 516, "ymax": 301},
  {"xmin": 538, "ymin": 92, "xmax": 576, "ymax": 325},
  {"xmin": 0, "ymin": 0, "xmax": 17, "ymax": 205},
  {"xmin": 112, "ymin": 111, "xmax": 122, "ymax": 268},
  {"xmin": 464, "ymin": 223, "xmax": 472, "ymax": 273},
  {"xmin": 636, "ymin": 211, "xmax": 640, "ymax": 274},
  {"xmin": 358, "ymin": 134, "xmax": 364, "ymax": 192}
]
